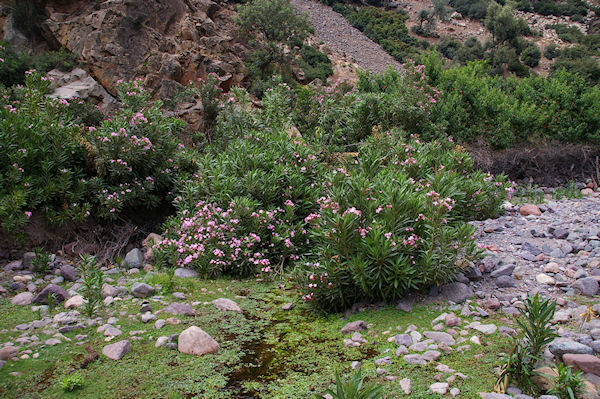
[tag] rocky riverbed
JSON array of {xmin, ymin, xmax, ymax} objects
[{"xmin": 1, "ymin": 191, "xmax": 600, "ymax": 398}]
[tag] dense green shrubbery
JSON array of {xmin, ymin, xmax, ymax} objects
[
  {"xmin": 156, "ymin": 84, "xmax": 326, "ymax": 277},
  {"xmin": 449, "ymin": 0, "xmax": 491, "ymax": 19},
  {"xmin": 293, "ymin": 132, "xmax": 511, "ymax": 310},
  {"xmin": 333, "ymin": 5, "xmax": 423, "ymax": 61},
  {"xmin": 298, "ymin": 45, "xmax": 334, "ymax": 83},
  {"xmin": 0, "ymin": 72, "xmax": 90, "ymax": 234},
  {"xmin": 0, "ymin": 42, "xmax": 79, "ymax": 87},
  {"xmin": 236, "ymin": 0, "xmax": 326, "ymax": 96},
  {"xmin": 425, "ymin": 57, "xmax": 600, "ymax": 148},
  {"xmin": 0, "ymin": 72, "xmax": 188, "ymax": 237},
  {"xmin": 87, "ymin": 79, "xmax": 187, "ymax": 219}
]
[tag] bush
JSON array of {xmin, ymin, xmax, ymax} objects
[
  {"xmin": 521, "ymin": 44, "xmax": 541, "ymax": 67},
  {"xmin": 0, "ymin": 43, "xmax": 79, "ymax": 87},
  {"xmin": 335, "ymin": 5, "xmax": 422, "ymax": 61},
  {"xmin": 293, "ymin": 132, "xmax": 511, "ymax": 311},
  {"xmin": 544, "ymin": 43, "xmax": 559, "ymax": 60},
  {"xmin": 320, "ymin": 370, "xmax": 383, "ymax": 399},
  {"xmin": 156, "ymin": 85, "xmax": 326, "ymax": 277},
  {"xmin": 547, "ymin": 363, "xmax": 585, "ymax": 399},
  {"xmin": 87, "ymin": 79, "xmax": 187, "ymax": 219},
  {"xmin": 0, "ymin": 71, "xmax": 90, "ymax": 236},
  {"xmin": 449, "ymin": 0, "xmax": 489, "ymax": 19},
  {"xmin": 298, "ymin": 45, "xmax": 334, "ymax": 83},
  {"xmin": 496, "ymin": 294, "xmax": 557, "ymax": 394},
  {"xmin": 61, "ymin": 372, "xmax": 85, "ymax": 392}
]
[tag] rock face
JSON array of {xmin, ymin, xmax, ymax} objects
[
  {"xmin": 102, "ymin": 340, "xmax": 131, "ymax": 360},
  {"xmin": 41, "ymin": 0, "xmax": 246, "ymax": 104},
  {"xmin": 178, "ymin": 326, "xmax": 219, "ymax": 355}
]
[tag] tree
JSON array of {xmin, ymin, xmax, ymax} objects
[
  {"xmin": 236, "ymin": 0, "xmax": 312, "ymax": 62},
  {"xmin": 236, "ymin": 0, "xmax": 313, "ymax": 95},
  {"xmin": 521, "ymin": 43, "xmax": 541, "ymax": 67},
  {"xmin": 433, "ymin": 0, "xmax": 451, "ymax": 21}
]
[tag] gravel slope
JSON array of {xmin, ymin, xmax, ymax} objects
[{"xmin": 290, "ymin": 0, "xmax": 403, "ymax": 73}]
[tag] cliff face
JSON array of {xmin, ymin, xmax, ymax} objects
[{"xmin": 40, "ymin": 0, "xmax": 246, "ymax": 97}]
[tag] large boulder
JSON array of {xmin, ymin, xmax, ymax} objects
[
  {"xmin": 161, "ymin": 303, "xmax": 195, "ymax": 316},
  {"xmin": 341, "ymin": 320, "xmax": 367, "ymax": 334},
  {"xmin": 33, "ymin": 284, "xmax": 69, "ymax": 304},
  {"xmin": 572, "ymin": 278, "xmax": 599, "ymax": 297},
  {"xmin": 549, "ymin": 339, "xmax": 594, "ymax": 360},
  {"xmin": 178, "ymin": 326, "xmax": 219, "ymax": 356}
]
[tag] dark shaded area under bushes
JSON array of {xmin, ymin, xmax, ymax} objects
[{"xmin": 469, "ymin": 142, "xmax": 600, "ymax": 186}]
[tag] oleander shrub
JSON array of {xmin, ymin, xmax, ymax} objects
[
  {"xmin": 291, "ymin": 79, "xmax": 358, "ymax": 148},
  {"xmin": 0, "ymin": 71, "xmax": 90, "ymax": 235},
  {"xmin": 155, "ymin": 85, "xmax": 327, "ymax": 277},
  {"xmin": 87, "ymin": 79, "xmax": 187, "ymax": 219},
  {"xmin": 293, "ymin": 131, "xmax": 511, "ymax": 311}
]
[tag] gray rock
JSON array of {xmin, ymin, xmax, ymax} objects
[
  {"xmin": 440, "ymin": 282, "xmax": 473, "ymax": 304},
  {"xmin": 549, "ymin": 339, "xmax": 594, "ymax": 359},
  {"xmin": 423, "ymin": 331, "xmax": 456, "ymax": 346},
  {"xmin": 282, "ymin": 302, "xmax": 294, "ymax": 311},
  {"xmin": 341, "ymin": 320, "xmax": 367, "ymax": 334},
  {"xmin": 131, "ymin": 282, "xmax": 155, "ymax": 298},
  {"xmin": 141, "ymin": 312, "xmax": 157, "ymax": 323},
  {"xmin": 212, "ymin": 298, "xmax": 242, "ymax": 313},
  {"xmin": 174, "ymin": 268, "xmax": 198, "ymax": 278},
  {"xmin": 60, "ymin": 265, "xmax": 78, "ymax": 281},
  {"xmin": 102, "ymin": 340, "xmax": 131, "ymax": 360},
  {"xmin": 11, "ymin": 291, "xmax": 33, "ymax": 305},
  {"xmin": 491, "ymin": 264, "xmax": 515, "ymax": 278},
  {"xmin": 394, "ymin": 333, "xmax": 412, "ymax": 346},
  {"xmin": 403, "ymin": 354, "xmax": 426, "ymax": 365},
  {"xmin": 480, "ymin": 394, "xmax": 513, "ymax": 399},
  {"xmin": 122, "ymin": 248, "xmax": 143, "ymax": 269},
  {"xmin": 161, "ymin": 303, "xmax": 195, "ymax": 316},
  {"xmin": 178, "ymin": 326, "xmax": 219, "ymax": 355},
  {"xmin": 0, "ymin": 346, "xmax": 18, "ymax": 360},
  {"xmin": 495, "ymin": 275, "xmax": 516, "ymax": 288},
  {"xmin": 33, "ymin": 284, "xmax": 69, "ymax": 304},
  {"xmin": 572, "ymin": 278, "xmax": 599, "ymax": 297}
]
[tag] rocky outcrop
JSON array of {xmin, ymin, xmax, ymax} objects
[{"xmin": 41, "ymin": 0, "xmax": 246, "ymax": 99}]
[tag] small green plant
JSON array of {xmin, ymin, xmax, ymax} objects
[
  {"xmin": 496, "ymin": 293, "xmax": 557, "ymax": 394},
  {"xmin": 61, "ymin": 372, "xmax": 85, "ymax": 392},
  {"xmin": 46, "ymin": 292, "xmax": 58, "ymax": 315},
  {"xmin": 163, "ymin": 265, "xmax": 176, "ymax": 294},
  {"xmin": 553, "ymin": 181, "xmax": 583, "ymax": 200},
  {"xmin": 318, "ymin": 370, "xmax": 383, "ymax": 399},
  {"xmin": 32, "ymin": 248, "xmax": 51, "ymax": 275},
  {"xmin": 547, "ymin": 363, "xmax": 585, "ymax": 399},
  {"xmin": 79, "ymin": 254, "xmax": 103, "ymax": 317},
  {"xmin": 513, "ymin": 184, "xmax": 545, "ymax": 205}
]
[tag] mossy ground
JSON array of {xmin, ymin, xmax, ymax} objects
[{"xmin": 0, "ymin": 273, "xmax": 515, "ymax": 398}]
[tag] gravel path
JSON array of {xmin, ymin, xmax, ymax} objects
[{"xmin": 290, "ymin": 0, "xmax": 402, "ymax": 73}]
